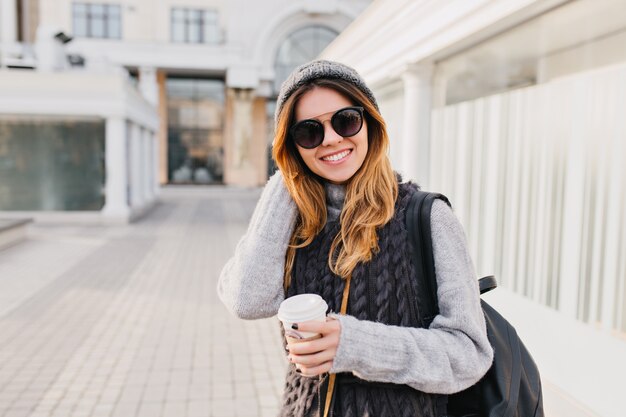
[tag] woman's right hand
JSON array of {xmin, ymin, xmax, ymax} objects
[
  {"xmin": 216, "ymin": 170, "xmax": 298, "ymax": 319},
  {"xmin": 287, "ymin": 317, "xmax": 342, "ymax": 377}
]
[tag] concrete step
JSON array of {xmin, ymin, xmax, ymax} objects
[{"xmin": 0, "ymin": 218, "xmax": 32, "ymax": 251}]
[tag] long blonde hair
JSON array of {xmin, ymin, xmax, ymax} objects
[{"xmin": 273, "ymin": 79, "xmax": 398, "ymax": 290}]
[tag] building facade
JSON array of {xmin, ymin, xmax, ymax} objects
[
  {"xmin": 0, "ymin": 0, "xmax": 371, "ymax": 221},
  {"xmin": 7, "ymin": 0, "xmax": 370, "ymax": 186},
  {"xmin": 321, "ymin": 1, "xmax": 626, "ymax": 417}
]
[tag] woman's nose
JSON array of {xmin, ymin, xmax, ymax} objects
[{"xmin": 321, "ymin": 121, "xmax": 343, "ymax": 146}]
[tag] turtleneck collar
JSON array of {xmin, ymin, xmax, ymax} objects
[{"xmin": 325, "ymin": 182, "xmax": 346, "ymax": 222}]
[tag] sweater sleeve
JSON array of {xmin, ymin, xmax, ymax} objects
[
  {"xmin": 216, "ymin": 170, "xmax": 297, "ymax": 320},
  {"xmin": 327, "ymin": 199, "xmax": 494, "ymax": 394}
]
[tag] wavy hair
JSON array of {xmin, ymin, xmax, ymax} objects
[{"xmin": 273, "ymin": 79, "xmax": 398, "ymax": 290}]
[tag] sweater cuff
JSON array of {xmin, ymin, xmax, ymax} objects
[
  {"xmin": 248, "ymin": 170, "xmax": 298, "ymax": 243},
  {"xmin": 327, "ymin": 313, "xmax": 371, "ymax": 374}
]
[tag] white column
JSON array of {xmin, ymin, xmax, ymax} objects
[
  {"xmin": 35, "ymin": 25, "xmax": 67, "ymax": 72},
  {"xmin": 102, "ymin": 117, "xmax": 130, "ymax": 219},
  {"xmin": 1, "ymin": 0, "xmax": 17, "ymax": 43},
  {"xmin": 1, "ymin": 0, "xmax": 18, "ymax": 68},
  {"xmin": 138, "ymin": 66, "xmax": 158, "ymax": 106},
  {"xmin": 129, "ymin": 122, "xmax": 144, "ymax": 208},
  {"xmin": 141, "ymin": 128, "xmax": 153, "ymax": 202},
  {"xmin": 401, "ymin": 64, "xmax": 434, "ymax": 186},
  {"xmin": 558, "ymin": 103, "xmax": 585, "ymax": 319},
  {"xmin": 152, "ymin": 131, "xmax": 160, "ymax": 197}
]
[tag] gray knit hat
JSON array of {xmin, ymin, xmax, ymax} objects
[{"xmin": 274, "ymin": 59, "xmax": 378, "ymax": 127}]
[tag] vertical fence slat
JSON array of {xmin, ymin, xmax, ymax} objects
[
  {"xmin": 430, "ymin": 109, "xmax": 443, "ymax": 192},
  {"xmin": 469, "ymin": 99, "xmax": 484, "ymax": 270},
  {"xmin": 442, "ymin": 106, "xmax": 457, "ymax": 195},
  {"xmin": 602, "ymin": 68, "xmax": 625, "ymax": 331},
  {"xmin": 587, "ymin": 73, "xmax": 606, "ymax": 326},
  {"xmin": 516, "ymin": 88, "xmax": 533, "ymax": 296},
  {"xmin": 480, "ymin": 95, "xmax": 501, "ymax": 277},
  {"xmin": 494, "ymin": 93, "xmax": 510, "ymax": 285},
  {"xmin": 559, "ymin": 77, "xmax": 587, "ymax": 320},
  {"xmin": 503, "ymin": 90, "xmax": 523, "ymax": 291},
  {"xmin": 454, "ymin": 102, "xmax": 471, "ymax": 227},
  {"xmin": 533, "ymin": 85, "xmax": 550, "ymax": 305}
]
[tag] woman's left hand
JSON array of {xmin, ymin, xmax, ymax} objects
[{"xmin": 287, "ymin": 317, "xmax": 341, "ymax": 377}]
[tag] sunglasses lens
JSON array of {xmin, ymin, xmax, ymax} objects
[
  {"xmin": 292, "ymin": 120, "xmax": 323, "ymax": 149},
  {"xmin": 332, "ymin": 108, "xmax": 363, "ymax": 137}
]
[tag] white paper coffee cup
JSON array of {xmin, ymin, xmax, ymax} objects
[{"xmin": 277, "ymin": 294, "xmax": 328, "ymax": 343}]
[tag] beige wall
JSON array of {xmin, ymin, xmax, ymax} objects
[
  {"xmin": 223, "ymin": 89, "xmax": 268, "ymax": 186},
  {"xmin": 19, "ymin": 0, "xmax": 39, "ymax": 42},
  {"xmin": 251, "ymin": 96, "xmax": 268, "ymax": 184}
]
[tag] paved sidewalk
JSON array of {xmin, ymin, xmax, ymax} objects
[{"xmin": 0, "ymin": 186, "xmax": 288, "ymax": 417}]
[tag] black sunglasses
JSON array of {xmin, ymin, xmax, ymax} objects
[{"xmin": 289, "ymin": 106, "xmax": 365, "ymax": 149}]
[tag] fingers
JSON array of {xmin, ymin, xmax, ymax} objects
[
  {"xmin": 287, "ymin": 332, "xmax": 338, "ymax": 355},
  {"xmin": 289, "ymin": 348, "xmax": 336, "ymax": 367},
  {"xmin": 295, "ymin": 360, "xmax": 333, "ymax": 377},
  {"xmin": 292, "ymin": 319, "xmax": 340, "ymax": 336},
  {"xmin": 285, "ymin": 318, "xmax": 341, "ymax": 378}
]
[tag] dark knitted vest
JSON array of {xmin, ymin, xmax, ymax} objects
[{"xmin": 279, "ymin": 182, "xmax": 440, "ymax": 417}]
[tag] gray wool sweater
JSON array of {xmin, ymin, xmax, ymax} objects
[{"xmin": 217, "ymin": 171, "xmax": 494, "ymax": 395}]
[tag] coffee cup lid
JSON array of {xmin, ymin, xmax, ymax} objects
[{"xmin": 277, "ymin": 294, "xmax": 328, "ymax": 323}]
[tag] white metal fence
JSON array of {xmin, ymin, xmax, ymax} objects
[{"xmin": 430, "ymin": 62, "xmax": 626, "ymax": 334}]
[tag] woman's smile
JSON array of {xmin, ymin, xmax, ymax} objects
[{"xmin": 320, "ymin": 148, "xmax": 353, "ymax": 164}]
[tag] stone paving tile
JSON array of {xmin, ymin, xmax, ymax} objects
[
  {"xmin": 0, "ymin": 233, "xmax": 104, "ymax": 318},
  {"xmin": 0, "ymin": 187, "xmax": 287, "ymax": 417}
]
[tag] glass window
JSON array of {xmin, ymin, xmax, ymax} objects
[
  {"xmin": 203, "ymin": 10, "xmax": 220, "ymax": 44},
  {"xmin": 166, "ymin": 78, "xmax": 225, "ymax": 184},
  {"xmin": 91, "ymin": 4, "xmax": 105, "ymax": 15},
  {"xmin": 171, "ymin": 9, "xmax": 185, "ymax": 42},
  {"xmin": 108, "ymin": 17, "xmax": 121, "ymax": 38},
  {"xmin": 273, "ymin": 26, "xmax": 338, "ymax": 94},
  {"xmin": 72, "ymin": 2, "xmax": 122, "ymax": 39},
  {"xmin": 0, "ymin": 117, "xmax": 105, "ymax": 211},
  {"xmin": 107, "ymin": 5, "xmax": 121, "ymax": 38},
  {"xmin": 91, "ymin": 15, "xmax": 105, "ymax": 37},
  {"xmin": 170, "ymin": 7, "xmax": 220, "ymax": 44},
  {"xmin": 204, "ymin": 10, "xmax": 218, "ymax": 24},
  {"xmin": 172, "ymin": 8, "xmax": 185, "ymax": 20},
  {"xmin": 72, "ymin": 4, "xmax": 88, "ymax": 37},
  {"xmin": 108, "ymin": 4, "xmax": 120, "ymax": 17},
  {"xmin": 188, "ymin": 10, "xmax": 202, "ymax": 43},
  {"xmin": 73, "ymin": 3, "xmax": 87, "ymax": 14}
]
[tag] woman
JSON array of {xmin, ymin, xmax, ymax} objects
[{"xmin": 218, "ymin": 60, "xmax": 493, "ymax": 417}]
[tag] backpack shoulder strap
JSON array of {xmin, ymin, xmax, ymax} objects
[
  {"xmin": 406, "ymin": 189, "xmax": 451, "ymax": 323},
  {"xmin": 406, "ymin": 189, "xmax": 452, "ymax": 417}
]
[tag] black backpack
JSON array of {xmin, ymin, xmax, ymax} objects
[{"xmin": 405, "ymin": 190, "xmax": 544, "ymax": 417}]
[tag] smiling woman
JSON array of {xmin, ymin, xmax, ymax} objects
[{"xmin": 217, "ymin": 60, "xmax": 493, "ymax": 417}]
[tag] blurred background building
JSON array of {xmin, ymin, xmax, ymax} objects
[
  {"xmin": 0, "ymin": 0, "xmax": 371, "ymax": 222},
  {"xmin": 321, "ymin": 1, "xmax": 626, "ymax": 417},
  {"xmin": 1, "ymin": 1, "xmax": 625, "ymax": 416}
]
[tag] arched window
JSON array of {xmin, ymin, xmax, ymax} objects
[
  {"xmin": 273, "ymin": 26, "xmax": 339, "ymax": 95},
  {"xmin": 267, "ymin": 26, "xmax": 338, "ymax": 177}
]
